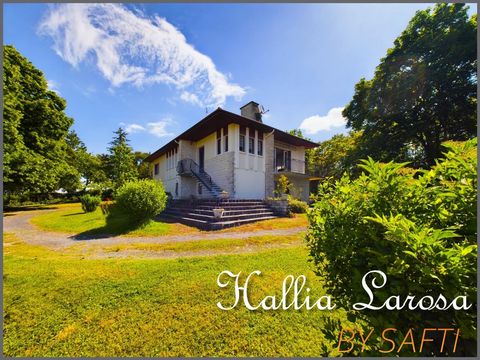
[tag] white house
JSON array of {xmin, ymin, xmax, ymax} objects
[{"xmin": 145, "ymin": 101, "xmax": 318, "ymax": 201}]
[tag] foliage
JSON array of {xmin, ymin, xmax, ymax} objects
[
  {"xmin": 3, "ymin": 45, "xmax": 74, "ymax": 198},
  {"xmin": 288, "ymin": 198, "xmax": 309, "ymax": 214},
  {"xmin": 306, "ymin": 139, "xmax": 477, "ymax": 355},
  {"xmin": 343, "ymin": 4, "xmax": 477, "ymax": 167},
  {"xmin": 308, "ymin": 131, "xmax": 363, "ymax": 179},
  {"xmin": 274, "ymin": 174, "xmax": 291, "ymax": 197},
  {"xmin": 79, "ymin": 195, "xmax": 101, "ymax": 213},
  {"xmin": 107, "ymin": 128, "xmax": 138, "ymax": 189},
  {"xmin": 115, "ymin": 179, "xmax": 167, "ymax": 221},
  {"xmin": 135, "ymin": 151, "xmax": 152, "ymax": 179}
]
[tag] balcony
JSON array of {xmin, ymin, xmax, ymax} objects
[{"xmin": 274, "ymin": 158, "xmax": 306, "ymax": 175}]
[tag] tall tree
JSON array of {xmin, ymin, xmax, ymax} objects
[
  {"xmin": 3, "ymin": 45, "xmax": 74, "ymax": 197},
  {"xmin": 61, "ymin": 130, "xmax": 108, "ymax": 193},
  {"xmin": 134, "ymin": 151, "xmax": 152, "ymax": 179},
  {"xmin": 343, "ymin": 4, "xmax": 477, "ymax": 166},
  {"xmin": 308, "ymin": 131, "xmax": 363, "ymax": 179},
  {"xmin": 107, "ymin": 128, "xmax": 138, "ymax": 189}
]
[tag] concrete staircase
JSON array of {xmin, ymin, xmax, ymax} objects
[{"xmin": 158, "ymin": 199, "xmax": 280, "ymax": 230}]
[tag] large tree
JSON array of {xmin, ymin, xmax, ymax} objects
[
  {"xmin": 308, "ymin": 131, "xmax": 363, "ymax": 179},
  {"xmin": 61, "ymin": 130, "xmax": 107, "ymax": 193},
  {"xmin": 343, "ymin": 4, "xmax": 477, "ymax": 166},
  {"xmin": 3, "ymin": 45, "xmax": 74, "ymax": 197},
  {"xmin": 107, "ymin": 128, "xmax": 138, "ymax": 189}
]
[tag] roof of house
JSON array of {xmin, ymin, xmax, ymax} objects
[{"xmin": 144, "ymin": 108, "xmax": 318, "ymax": 163}]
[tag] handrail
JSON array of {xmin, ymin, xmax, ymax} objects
[{"xmin": 177, "ymin": 158, "xmax": 216, "ymax": 189}]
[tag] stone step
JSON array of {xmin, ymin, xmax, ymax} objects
[
  {"xmin": 163, "ymin": 210, "xmax": 275, "ymax": 222},
  {"xmin": 161, "ymin": 199, "xmax": 281, "ymax": 230}
]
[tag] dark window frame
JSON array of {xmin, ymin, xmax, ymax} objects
[{"xmin": 239, "ymin": 134, "xmax": 246, "ymax": 152}]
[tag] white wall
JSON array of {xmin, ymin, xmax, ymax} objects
[
  {"xmin": 152, "ymin": 147, "xmax": 180, "ymax": 198},
  {"xmin": 231, "ymin": 124, "xmax": 266, "ymax": 199}
]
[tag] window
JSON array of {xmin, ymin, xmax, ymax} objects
[
  {"xmin": 249, "ymin": 129, "xmax": 255, "ymax": 154},
  {"xmin": 223, "ymin": 126, "xmax": 228, "ymax": 152},
  {"xmin": 275, "ymin": 148, "xmax": 292, "ymax": 171},
  {"xmin": 154, "ymin": 163, "xmax": 159, "ymax": 175},
  {"xmin": 198, "ymin": 183, "xmax": 203, "ymax": 195},
  {"xmin": 239, "ymin": 136, "xmax": 245, "ymax": 152},
  {"xmin": 258, "ymin": 132, "xmax": 263, "ymax": 156},
  {"xmin": 175, "ymin": 182, "xmax": 179, "ymax": 196},
  {"xmin": 239, "ymin": 125, "xmax": 246, "ymax": 152},
  {"xmin": 216, "ymin": 129, "xmax": 221, "ymax": 155}
]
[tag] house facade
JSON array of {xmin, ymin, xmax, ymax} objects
[{"xmin": 144, "ymin": 102, "xmax": 318, "ymax": 201}]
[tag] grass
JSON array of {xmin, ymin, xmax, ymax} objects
[
  {"xmin": 96, "ymin": 233, "xmax": 304, "ymax": 255},
  {"xmin": 29, "ymin": 203, "xmax": 308, "ymax": 237},
  {"xmin": 4, "ymin": 232, "xmax": 350, "ymax": 357},
  {"xmin": 29, "ymin": 204, "xmax": 199, "ymax": 237}
]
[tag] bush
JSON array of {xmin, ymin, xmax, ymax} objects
[
  {"xmin": 306, "ymin": 139, "xmax": 477, "ymax": 356},
  {"xmin": 288, "ymin": 198, "xmax": 308, "ymax": 213},
  {"xmin": 79, "ymin": 195, "xmax": 101, "ymax": 213},
  {"xmin": 115, "ymin": 179, "xmax": 167, "ymax": 221}
]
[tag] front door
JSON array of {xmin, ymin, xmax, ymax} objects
[{"xmin": 198, "ymin": 146, "xmax": 205, "ymax": 171}]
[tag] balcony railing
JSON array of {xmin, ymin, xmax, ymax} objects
[{"xmin": 274, "ymin": 159, "xmax": 305, "ymax": 174}]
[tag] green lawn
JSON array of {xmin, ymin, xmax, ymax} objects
[
  {"xmin": 29, "ymin": 204, "xmax": 199, "ymax": 237},
  {"xmin": 98, "ymin": 233, "xmax": 304, "ymax": 254},
  {"xmin": 4, "ymin": 233, "xmax": 349, "ymax": 357},
  {"xmin": 29, "ymin": 203, "xmax": 308, "ymax": 237}
]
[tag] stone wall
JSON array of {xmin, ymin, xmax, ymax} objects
[
  {"xmin": 205, "ymin": 151, "xmax": 235, "ymax": 196},
  {"xmin": 265, "ymin": 198, "xmax": 289, "ymax": 216}
]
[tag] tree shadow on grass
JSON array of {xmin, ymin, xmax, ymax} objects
[
  {"xmin": 4, "ymin": 205, "xmax": 61, "ymax": 213},
  {"xmin": 69, "ymin": 209, "xmax": 150, "ymax": 241}
]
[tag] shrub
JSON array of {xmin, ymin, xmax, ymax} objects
[
  {"xmin": 306, "ymin": 139, "xmax": 477, "ymax": 356},
  {"xmin": 79, "ymin": 195, "xmax": 101, "ymax": 213},
  {"xmin": 115, "ymin": 179, "xmax": 167, "ymax": 221},
  {"xmin": 288, "ymin": 198, "xmax": 308, "ymax": 213}
]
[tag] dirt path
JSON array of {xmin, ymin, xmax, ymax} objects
[{"xmin": 3, "ymin": 210, "xmax": 307, "ymax": 258}]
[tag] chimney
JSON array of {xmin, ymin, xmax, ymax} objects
[{"xmin": 240, "ymin": 101, "xmax": 262, "ymax": 122}]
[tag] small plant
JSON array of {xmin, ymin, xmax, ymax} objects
[
  {"xmin": 288, "ymin": 198, "xmax": 308, "ymax": 213},
  {"xmin": 115, "ymin": 179, "xmax": 167, "ymax": 221},
  {"xmin": 274, "ymin": 175, "xmax": 291, "ymax": 197},
  {"xmin": 79, "ymin": 195, "xmax": 101, "ymax": 213},
  {"xmin": 100, "ymin": 200, "xmax": 114, "ymax": 216}
]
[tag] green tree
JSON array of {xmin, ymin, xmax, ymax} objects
[
  {"xmin": 62, "ymin": 130, "xmax": 108, "ymax": 193},
  {"xmin": 134, "ymin": 151, "xmax": 152, "ymax": 179},
  {"xmin": 343, "ymin": 4, "xmax": 477, "ymax": 166},
  {"xmin": 308, "ymin": 131, "xmax": 362, "ymax": 179},
  {"xmin": 107, "ymin": 128, "xmax": 138, "ymax": 189},
  {"xmin": 3, "ymin": 45, "xmax": 74, "ymax": 199}
]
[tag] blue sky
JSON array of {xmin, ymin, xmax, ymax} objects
[{"xmin": 4, "ymin": 3, "xmax": 477, "ymax": 154}]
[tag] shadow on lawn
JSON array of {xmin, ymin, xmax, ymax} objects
[
  {"xmin": 69, "ymin": 210, "xmax": 151, "ymax": 241},
  {"xmin": 4, "ymin": 205, "xmax": 61, "ymax": 213}
]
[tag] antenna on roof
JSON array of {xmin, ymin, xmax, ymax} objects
[{"xmin": 259, "ymin": 105, "xmax": 270, "ymax": 115}]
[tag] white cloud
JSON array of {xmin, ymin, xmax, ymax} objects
[
  {"xmin": 123, "ymin": 118, "xmax": 173, "ymax": 138},
  {"xmin": 180, "ymin": 91, "xmax": 202, "ymax": 106},
  {"xmin": 38, "ymin": 4, "xmax": 245, "ymax": 107},
  {"xmin": 146, "ymin": 120, "xmax": 174, "ymax": 138},
  {"xmin": 47, "ymin": 79, "xmax": 60, "ymax": 94},
  {"xmin": 299, "ymin": 107, "xmax": 347, "ymax": 135},
  {"xmin": 125, "ymin": 123, "xmax": 145, "ymax": 133}
]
